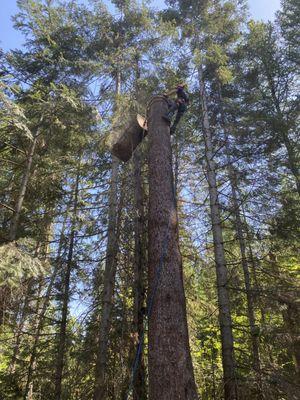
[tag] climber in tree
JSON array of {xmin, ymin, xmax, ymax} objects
[{"xmin": 162, "ymin": 84, "xmax": 189, "ymax": 134}]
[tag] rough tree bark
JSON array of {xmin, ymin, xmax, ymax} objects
[
  {"xmin": 147, "ymin": 95, "xmax": 198, "ymax": 400},
  {"xmin": 198, "ymin": 67, "xmax": 237, "ymax": 400},
  {"xmin": 93, "ymin": 73, "xmax": 121, "ymax": 400}
]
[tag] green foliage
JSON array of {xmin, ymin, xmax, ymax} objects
[
  {"xmin": 0, "ymin": 0, "xmax": 299, "ymax": 399},
  {"xmin": 277, "ymin": 0, "xmax": 300, "ymax": 65},
  {"xmin": 0, "ymin": 240, "xmax": 46, "ymax": 287},
  {"xmin": 0, "ymin": 81, "xmax": 33, "ymax": 140}
]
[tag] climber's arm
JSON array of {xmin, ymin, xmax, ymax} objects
[{"xmin": 164, "ymin": 88, "xmax": 177, "ymax": 97}]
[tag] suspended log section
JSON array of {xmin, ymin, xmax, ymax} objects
[{"xmin": 110, "ymin": 114, "xmax": 147, "ymax": 162}]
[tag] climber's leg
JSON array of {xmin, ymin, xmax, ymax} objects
[
  {"xmin": 162, "ymin": 100, "xmax": 178, "ymax": 125},
  {"xmin": 170, "ymin": 102, "xmax": 187, "ymax": 134}
]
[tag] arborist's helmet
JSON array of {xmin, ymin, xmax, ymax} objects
[{"xmin": 176, "ymin": 84, "xmax": 189, "ymax": 104}]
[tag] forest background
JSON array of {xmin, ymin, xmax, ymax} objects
[{"xmin": 0, "ymin": 0, "xmax": 299, "ymax": 399}]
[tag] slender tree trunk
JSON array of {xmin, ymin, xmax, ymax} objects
[
  {"xmin": 280, "ymin": 296, "xmax": 300, "ymax": 381},
  {"xmin": 245, "ymin": 242, "xmax": 262, "ymax": 313},
  {"xmin": 9, "ymin": 211, "xmax": 53, "ymax": 377},
  {"xmin": 211, "ymin": 343, "xmax": 217, "ymax": 400},
  {"xmin": 239, "ymin": 202, "xmax": 268, "ymax": 325},
  {"xmin": 218, "ymin": 85, "xmax": 263, "ymax": 395},
  {"xmin": 241, "ymin": 207, "xmax": 277, "ymax": 368},
  {"xmin": 229, "ymin": 173, "xmax": 264, "ymax": 396},
  {"xmin": 130, "ymin": 53, "xmax": 147, "ymax": 400},
  {"xmin": 54, "ymin": 168, "xmax": 80, "ymax": 400},
  {"xmin": 24, "ymin": 263, "xmax": 62, "ymax": 399},
  {"xmin": 27, "ymin": 380, "xmax": 34, "ymax": 400},
  {"xmin": 198, "ymin": 67, "xmax": 237, "ymax": 400},
  {"xmin": 132, "ymin": 148, "xmax": 146, "ymax": 400},
  {"xmin": 9, "ymin": 128, "xmax": 40, "ymax": 241},
  {"xmin": 0, "ymin": 285, "xmax": 11, "ymax": 325},
  {"xmin": 9, "ymin": 279, "xmax": 34, "ymax": 374},
  {"xmin": 23, "ymin": 217, "xmax": 67, "ymax": 399},
  {"xmin": 93, "ymin": 73, "xmax": 121, "ymax": 400},
  {"xmin": 147, "ymin": 95, "xmax": 198, "ymax": 400},
  {"xmin": 22, "ymin": 278, "xmax": 44, "ymax": 400}
]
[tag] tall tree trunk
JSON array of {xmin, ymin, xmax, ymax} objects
[
  {"xmin": 0, "ymin": 287, "xmax": 9, "ymax": 325},
  {"xmin": 229, "ymin": 172, "xmax": 263, "ymax": 395},
  {"xmin": 25, "ymin": 280, "xmax": 43, "ymax": 400},
  {"xmin": 147, "ymin": 95, "xmax": 198, "ymax": 400},
  {"xmin": 240, "ymin": 201, "xmax": 269, "ymax": 325},
  {"xmin": 8, "ymin": 278, "xmax": 35, "ymax": 374},
  {"xmin": 23, "ymin": 216, "xmax": 67, "ymax": 399},
  {"xmin": 9, "ymin": 128, "xmax": 40, "ymax": 241},
  {"xmin": 281, "ymin": 298, "xmax": 300, "ymax": 381},
  {"xmin": 210, "ymin": 341, "xmax": 217, "ymax": 400},
  {"xmin": 54, "ymin": 167, "xmax": 80, "ymax": 400},
  {"xmin": 9, "ymin": 280, "xmax": 33, "ymax": 374},
  {"xmin": 132, "ymin": 148, "xmax": 146, "ymax": 400},
  {"xmin": 198, "ymin": 67, "xmax": 237, "ymax": 400},
  {"xmin": 93, "ymin": 73, "xmax": 121, "ymax": 400},
  {"xmin": 241, "ymin": 206, "xmax": 276, "ymax": 367},
  {"xmin": 12, "ymin": 210, "xmax": 54, "ymax": 376},
  {"xmin": 218, "ymin": 85, "xmax": 263, "ymax": 395},
  {"xmin": 130, "ymin": 51, "xmax": 146, "ymax": 400}
]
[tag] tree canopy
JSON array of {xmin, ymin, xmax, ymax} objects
[{"xmin": 0, "ymin": 0, "xmax": 299, "ymax": 399}]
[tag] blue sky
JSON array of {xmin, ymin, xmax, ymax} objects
[{"xmin": 0, "ymin": 0, "xmax": 281, "ymax": 52}]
